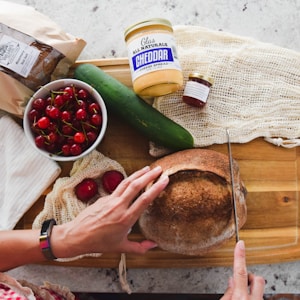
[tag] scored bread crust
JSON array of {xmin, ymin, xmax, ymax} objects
[{"xmin": 139, "ymin": 148, "xmax": 247, "ymax": 256}]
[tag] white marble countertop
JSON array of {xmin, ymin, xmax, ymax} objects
[{"xmin": 5, "ymin": 0, "xmax": 300, "ymax": 295}]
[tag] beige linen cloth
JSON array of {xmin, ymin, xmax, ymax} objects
[
  {"xmin": 0, "ymin": 113, "xmax": 61, "ymax": 230},
  {"xmin": 151, "ymin": 26, "xmax": 300, "ymax": 156}
]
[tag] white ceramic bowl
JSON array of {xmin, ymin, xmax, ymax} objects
[{"xmin": 23, "ymin": 78, "xmax": 107, "ymax": 161}]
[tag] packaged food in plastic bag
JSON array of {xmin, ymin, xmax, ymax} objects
[{"xmin": 0, "ymin": 0, "xmax": 86, "ymax": 117}]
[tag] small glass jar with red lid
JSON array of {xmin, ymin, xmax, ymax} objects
[{"xmin": 182, "ymin": 73, "xmax": 214, "ymax": 107}]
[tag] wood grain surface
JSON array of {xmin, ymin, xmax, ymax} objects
[{"xmin": 17, "ymin": 58, "xmax": 300, "ymax": 268}]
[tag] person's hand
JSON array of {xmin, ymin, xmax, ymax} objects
[
  {"xmin": 220, "ymin": 240, "xmax": 265, "ymax": 300},
  {"xmin": 52, "ymin": 165, "xmax": 169, "ymax": 258}
]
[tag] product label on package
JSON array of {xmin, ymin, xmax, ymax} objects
[
  {"xmin": 184, "ymin": 81, "xmax": 210, "ymax": 103},
  {"xmin": 0, "ymin": 23, "xmax": 64, "ymax": 91},
  {"xmin": 0, "ymin": 34, "xmax": 40, "ymax": 78},
  {"xmin": 127, "ymin": 32, "xmax": 182, "ymax": 80}
]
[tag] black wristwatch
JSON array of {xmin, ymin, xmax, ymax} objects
[{"xmin": 39, "ymin": 219, "xmax": 57, "ymax": 260}]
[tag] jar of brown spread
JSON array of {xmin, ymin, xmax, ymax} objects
[
  {"xmin": 124, "ymin": 18, "xmax": 183, "ymax": 97},
  {"xmin": 182, "ymin": 73, "xmax": 214, "ymax": 107}
]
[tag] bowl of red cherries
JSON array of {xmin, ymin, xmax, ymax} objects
[{"xmin": 24, "ymin": 79, "xmax": 107, "ymax": 161}]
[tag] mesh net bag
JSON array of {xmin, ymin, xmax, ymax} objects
[
  {"xmin": 32, "ymin": 150, "xmax": 127, "ymax": 261},
  {"xmin": 32, "ymin": 150, "xmax": 132, "ymax": 293},
  {"xmin": 150, "ymin": 25, "xmax": 300, "ymax": 157}
]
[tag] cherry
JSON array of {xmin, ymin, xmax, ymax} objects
[
  {"xmin": 48, "ymin": 121, "xmax": 58, "ymax": 132},
  {"xmin": 61, "ymin": 144, "xmax": 71, "ymax": 156},
  {"xmin": 70, "ymin": 143, "xmax": 82, "ymax": 156},
  {"xmin": 53, "ymin": 94, "xmax": 64, "ymax": 107},
  {"xmin": 86, "ymin": 131, "xmax": 97, "ymax": 143},
  {"xmin": 45, "ymin": 143, "xmax": 56, "ymax": 153},
  {"xmin": 37, "ymin": 116, "xmax": 50, "ymax": 129},
  {"xmin": 66, "ymin": 137, "xmax": 75, "ymax": 145},
  {"xmin": 28, "ymin": 109, "xmax": 40, "ymax": 122},
  {"xmin": 74, "ymin": 132, "xmax": 86, "ymax": 144},
  {"xmin": 35, "ymin": 135, "xmax": 46, "ymax": 148},
  {"xmin": 47, "ymin": 132, "xmax": 58, "ymax": 144},
  {"xmin": 61, "ymin": 110, "xmax": 72, "ymax": 122},
  {"xmin": 45, "ymin": 105, "xmax": 53, "ymax": 117},
  {"xmin": 48, "ymin": 106, "xmax": 61, "ymax": 119},
  {"xmin": 61, "ymin": 124, "xmax": 74, "ymax": 135},
  {"xmin": 102, "ymin": 170, "xmax": 124, "ymax": 194},
  {"xmin": 77, "ymin": 89, "xmax": 88, "ymax": 100},
  {"xmin": 91, "ymin": 114, "xmax": 102, "ymax": 126},
  {"xmin": 88, "ymin": 102, "xmax": 100, "ymax": 114},
  {"xmin": 72, "ymin": 119, "xmax": 81, "ymax": 130},
  {"xmin": 45, "ymin": 96, "xmax": 53, "ymax": 106},
  {"xmin": 76, "ymin": 108, "xmax": 87, "ymax": 121},
  {"xmin": 75, "ymin": 178, "xmax": 98, "ymax": 202},
  {"xmin": 32, "ymin": 98, "xmax": 46, "ymax": 111},
  {"xmin": 75, "ymin": 100, "xmax": 87, "ymax": 110},
  {"xmin": 63, "ymin": 86, "xmax": 75, "ymax": 101}
]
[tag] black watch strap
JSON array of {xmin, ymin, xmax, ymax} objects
[{"xmin": 39, "ymin": 219, "xmax": 57, "ymax": 260}]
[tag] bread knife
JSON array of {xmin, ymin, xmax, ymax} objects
[{"xmin": 226, "ymin": 129, "xmax": 240, "ymax": 243}]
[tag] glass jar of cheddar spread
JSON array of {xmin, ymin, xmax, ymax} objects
[{"xmin": 124, "ymin": 18, "xmax": 183, "ymax": 97}]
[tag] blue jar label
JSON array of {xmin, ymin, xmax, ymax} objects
[
  {"xmin": 126, "ymin": 32, "xmax": 182, "ymax": 81},
  {"xmin": 132, "ymin": 47, "xmax": 174, "ymax": 70}
]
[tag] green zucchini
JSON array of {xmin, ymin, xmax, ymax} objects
[{"xmin": 74, "ymin": 63, "xmax": 194, "ymax": 150}]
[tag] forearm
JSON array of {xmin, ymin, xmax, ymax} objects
[
  {"xmin": 0, "ymin": 166, "xmax": 169, "ymax": 271},
  {"xmin": 0, "ymin": 224, "xmax": 84, "ymax": 272},
  {"xmin": 0, "ymin": 229, "xmax": 46, "ymax": 271},
  {"xmin": 0, "ymin": 224, "xmax": 71, "ymax": 271}
]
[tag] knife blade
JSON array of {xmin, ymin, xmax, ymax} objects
[{"xmin": 226, "ymin": 129, "xmax": 240, "ymax": 243}]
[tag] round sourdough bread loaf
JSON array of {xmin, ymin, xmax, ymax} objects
[{"xmin": 139, "ymin": 148, "xmax": 247, "ymax": 256}]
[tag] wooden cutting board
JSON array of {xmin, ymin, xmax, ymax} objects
[{"xmin": 17, "ymin": 58, "xmax": 300, "ymax": 268}]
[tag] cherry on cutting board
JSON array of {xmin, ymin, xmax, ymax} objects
[
  {"xmin": 102, "ymin": 170, "xmax": 124, "ymax": 194},
  {"xmin": 75, "ymin": 178, "xmax": 98, "ymax": 202}
]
